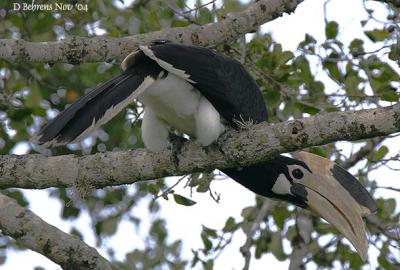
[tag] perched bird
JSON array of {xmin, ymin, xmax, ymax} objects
[{"xmin": 32, "ymin": 40, "xmax": 376, "ymax": 260}]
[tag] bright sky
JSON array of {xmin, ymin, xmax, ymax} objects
[{"xmin": 4, "ymin": 0, "xmax": 400, "ymax": 269}]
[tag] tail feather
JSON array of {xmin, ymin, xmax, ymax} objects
[{"xmin": 32, "ymin": 70, "xmax": 156, "ymax": 147}]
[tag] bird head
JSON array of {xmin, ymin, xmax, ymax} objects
[{"xmin": 225, "ymin": 151, "xmax": 376, "ymax": 260}]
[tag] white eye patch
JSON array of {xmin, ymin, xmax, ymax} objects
[
  {"xmin": 271, "ymin": 165, "xmax": 309, "ymax": 196},
  {"xmin": 272, "ymin": 173, "xmax": 292, "ymax": 195}
]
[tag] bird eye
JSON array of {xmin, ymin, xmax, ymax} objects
[{"xmin": 292, "ymin": 168, "xmax": 304, "ymax": 179}]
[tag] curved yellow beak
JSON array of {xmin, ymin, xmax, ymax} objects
[{"xmin": 293, "ymin": 152, "xmax": 376, "ymax": 261}]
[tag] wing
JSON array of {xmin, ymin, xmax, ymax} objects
[
  {"xmin": 32, "ymin": 56, "xmax": 162, "ymax": 147},
  {"xmin": 137, "ymin": 42, "xmax": 268, "ymax": 126}
]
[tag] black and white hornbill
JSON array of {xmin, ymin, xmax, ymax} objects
[{"xmin": 32, "ymin": 40, "xmax": 376, "ymax": 260}]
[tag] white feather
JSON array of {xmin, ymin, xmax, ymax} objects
[
  {"xmin": 195, "ymin": 96, "xmax": 225, "ymax": 146},
  {"xmin": 139, "ymin": 45, "xmax": 195, "ymax": 83},
  {"xmin": 138, "ymin": 73, "xmax": 225, "ymax": 149},
  {"xmin": 272, "ymin": 174, "xmax": 292, "ymax": 195},
  {"xmin": 141, "ymin": 107, "xmax": 170, "ymax": 151}
]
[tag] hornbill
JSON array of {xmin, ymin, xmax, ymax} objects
[{"xmin": 32, "ymin": 40, "xmax": 376, "ymax": 260}]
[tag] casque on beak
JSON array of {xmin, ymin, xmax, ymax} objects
[{"xmin": 292, "ymin": 152, "xmax": 376, "ymax": 261}]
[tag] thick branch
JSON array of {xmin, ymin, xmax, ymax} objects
[
  {"xmin": 1, "ymin": 104, "xmax": 400, "ymax": 190},
  {"xmin": 0, "ymin": 0, "xmax": 303, "ymax": 64},
  {"xmin": 0, "ymin": 193, "xmax": 118, "ymax": 270}
]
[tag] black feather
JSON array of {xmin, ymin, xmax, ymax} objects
[
  {"xmin": 34, "ymin": 57, "xmax": 162, "ymax": 146},
  {"xmin": 148, "ymin": 43, "xmax": 268, "ymax": 126}
]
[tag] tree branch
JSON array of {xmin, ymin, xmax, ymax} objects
[
  {"xmin": 1, "ymin": 104, "xmax": 400, "ymax": 190},
  {"xmin": 0, "ymin": 193, "xmax": 118, "ymax": 270},
  {"xmin": 339, "ymin": 137, "xmax": 384, "ymax": 170},
  {"xmin": 240, "ymin": 200, "xmax": 273, "ymax": 270},
  {"xmin": 0, "ymin": 0, "xmax": 303, "ymax": 64},
  {"xmin": 289, "ymin": 209, "xmax": 313, "ymax": 270}
]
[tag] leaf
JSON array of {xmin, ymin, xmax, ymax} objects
[
  {"xmin": 384, "ymin": 198, "xmax": 396, "ymax": 215},
  {"xmin": 365, "ymin": 29, "xmax": 390, "ymax": 42},
  {"xmin": 349, "ymin": 39, "xmax": 364, "ymax": 56},
  {"xmin": 202, "ymin": 225, "xmax": 217, "ymax": 238},
  {"xmin": 294, "ymin": 101, "xmax": 320, "ymax": 115},
  {"xmin": 203, "ymin": 259, "xmax": 214, "ymax": 270},
  {"xmin": 241, "ymin": 206, "xmax": 254, "ymax": 219},
  {"xmin": 62, "ymin": 204, "xmax": 80, "ymax": 219},
  {"xmin": 70, "ymin": 227, "xmax": 83, "ymax": 240},
  {"xmin": 271, "ymin": 207, "xmax": 291, "ymax": 230},
  {"xmin": 2, "ymin": 190, "xmax": 29, "ymax": 207},
  {"xmin": 371, "ymin": 146, "xmax": 388, "ymax": 161},
  {"xmin": 24, "ymin": 85, "xmax": 42, "ymax": 108},
  {"xmin": 270, "ymin": 232, "xmax": 286, "ymax": 261},
  {"xmin": 201, "ymin": 232, "xmax": 212, "ymax": 252},
  {"xmin": 222, "ymin": 217, "xmax": 238, "ymax": 232},
  {"xmin": 323, "ymin": 54, "xmax": 342, "ymax": 82},
  {"xmin": 173, "ymin": 194, "xmax": 196, "ymax": 206},
  {"xmin": 198, "ymin": 8, "xmax": 212, "ymax": 24},
  {"xmin": 381, "ymin": 91, "xmax": 399, "ymax": 102},
  {"xmin": 309, "ymin": 147, "xmax": 328, "ymax": 158},
  {"xmin": 103, "ymin": 188, "xmax": 126, "ymax": 205},
  {"xmin": 325, "ymin": 21, "xmax": 339, "ymax": 39},
  {"xmin": 95, "ymin": 218, "xmax": 118, "ymax": 236}
]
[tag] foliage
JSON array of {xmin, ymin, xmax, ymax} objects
[{"xmin": 0, "ymin": 0, "xmax": 399, "ymax": 269}]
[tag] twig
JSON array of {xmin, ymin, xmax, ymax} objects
[
  {"xmin": 289, "ymin": 209, "xmax": 313, "ymax": 270},
  {"xmin": 338, "ymin": 137, "xmax": 385, "ymax": 170},
  {"xmin": 240, "ymin": 200, "xmax": 273, "ymax": 270}
]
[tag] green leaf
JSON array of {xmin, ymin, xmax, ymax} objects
[
  {"xmin": 381, "ymin": 91, "xmax": 399, "ymax": 102},
  {"xmin": 201, "ymin": 232, "xmax": 212, "ymax": 252},
  {"xmin": 371, "ymin": 146, "xmax": 388, "ymax": 161},
  {"xmin": 349, "ymin": 39, "xmax": 364, "ymax": 56},
  {"xmin": 70, "ymin": 227, "xmax": 83, "ymax": 240},
  {"xmin": 309, "ymin": 147, "xmax": 328, "ymax": 158},
  {"xmin": 325, "ymin": 21, "xmax": 339, "ymax": 39},
  {"xmin": 24, "ymin": 85, "xmax": 42, "ymax": 108},
  {"xmin": 241, "ymin": 206, "xmax": 254, "ymax": 219},
  {"xmin": 323, "ymin": 57, "xmax": 342, "ymax": 82},
  {"xmin": 2, "ymin": 190, "xmax": 29, "ymax": 207},
  {"xmin": 62, "ymin": 204, "xmax": 80, "ymax": 219},
  {"xmin": 103, "ymin": 188, "xmax": 126, "ymax": 205},
  {"xmin": 203, "ymin": 259, "xmax": 214, "ymax": 270},
  {"xmin": 365, "ymin": 29, "xmax": 390, "ymax": 42},
  {"xmin": 385, "ymin": 198, "xmax": 396, "ymax": 215},
  {"xmin": 95, "ymin": 218, "xmax": 118, "ymax": 236},
  {"xmin": 294, "ymin": 101, "xmax": 320, "ymax": 115},
  {"xmin": 270, "ymin": 233, "xmax": 286, "ymax": 261},
  {"xmin": 222, "ymin": 217, "xmax": 238, "ymax": 232},
  {"xmin": 272, "ymin": 207, "xmax": 291, "ymax": 230},
  {"xmin": 202, "ymin": 226, "xmax": 217, "ymax": 238},
  {"xmin": 173, "ymin": 194, "xmax": 196, "ymax": 206},
  {"xmin": 198, "ymin": 8, "xmax": 212, "ymax": 24}
]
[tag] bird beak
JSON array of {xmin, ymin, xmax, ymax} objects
[{"xmin": 292, "ymin": 151, "xmax": 376, "ymax": 261}]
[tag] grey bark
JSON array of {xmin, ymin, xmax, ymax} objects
[
  {"xmin": 0, "ymin": 103, "xmax": 399, "ymax": 190},
  {"xmin": 0, "ymin": 0, "xmax": 303, "ymax": 64},
  {"xmin": 0, "ymin": 193, "xmax": 119, "ymax": 270}
]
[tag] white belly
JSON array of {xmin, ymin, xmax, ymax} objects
[
  {"xmin": 139, "ymin": 73, "xmax": 202, "ymax": 136},
  {"xmin": 138, "ymin": 72, "xmax": 225, "ymax": 149}
]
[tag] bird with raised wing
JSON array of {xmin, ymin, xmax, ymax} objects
[{"xmin": 32, "ymin": 40, "xmax": 376, "ymax": 260}]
